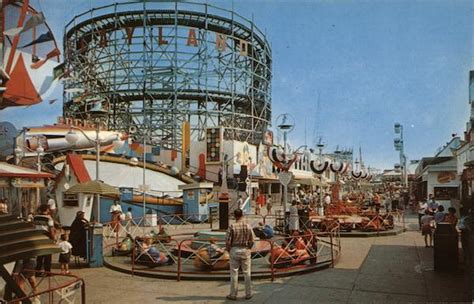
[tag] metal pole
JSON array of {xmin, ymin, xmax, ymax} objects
[
  {"xmin": 95, "ymin": 122, "xmax": 101, "ymax": 222},
  {"xmin": 400, "ymin": 125, "xmax": 406, "ymax": 188},
  {"xmin": 319, "ymin": 148, "xmax": 323, "ymax": 214},
  {"xmin": 283, "ymin": 131, "xmax": 288, "ymax": 213},
  {"xmin": 143, "ymin": 134, "xmax": 146, "ymax": 219},
  {"xmin": 36, "ymin": 146, "xmax": 41, "ymax": 211}
]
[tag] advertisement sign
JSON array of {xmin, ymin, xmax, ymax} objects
[
  {"xmin": 263, "ymin": 130, "xmax": 273, "ymax": 146},
  {"xmin": 437, "ymin": 172, "xmax": 456, "ymax": 184},
  {"xmin": 205, "ymin": 127, "xmax": 222, "ymax": 164}
]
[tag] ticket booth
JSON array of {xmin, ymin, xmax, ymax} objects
[{"xmin": 178, "ymin": 183, "xmax": 214, "ymax": 222}]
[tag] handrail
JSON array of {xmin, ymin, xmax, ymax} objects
[
  {"xmin": 103, "ymin": 216, "xmax": 341, "ymax": 281},
  {"xmin": 9, "ymin": 270, "xmax": 85, "ymax": 304}
]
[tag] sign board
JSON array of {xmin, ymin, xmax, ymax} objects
[
  {"xmin": 263, "ymin": 130, "xmax": 273, "ymax": 146},
  {"xmin": 138, "ymin": 184, "xmax": 151, "ymax": 192},
  {"xmin": 278, "ymin": 172, "xmax": 293, "ymax": 186},
  {"xmin": 437, "ymin": 172, "xmax": 456, "ymax": 184},
  {"xmin": 60, "ymin": 281, "xmax": 82, "ymax": 300},
  {"xmin": 11, "ymin": 178, "xmax": 45, "ymax": 188},
  {"xmin": 205, "ymin": 127, "xmax": 223, "ymax": 164}
]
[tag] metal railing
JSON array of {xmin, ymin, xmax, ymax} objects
[
  {"xmin": 101, "ymin": 215, "xmax": 341, "ymax": 281},
  {"xmin": 7, "ymin": 270, "xmax": 85, "ymax": 304}
]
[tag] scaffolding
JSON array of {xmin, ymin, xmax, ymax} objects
[{"xmin": 63, "ymin": 1, "xmax": 272, "ymax": 150}]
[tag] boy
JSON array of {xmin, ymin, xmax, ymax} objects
[{"xmin": 58, "ymin": 234, "xmax": 73, "ymax": 274}]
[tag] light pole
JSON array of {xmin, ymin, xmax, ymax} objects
[
  {"xmin": 36, "ymin": 143, "xmax": 44, "ymax": 212},
  {"xmin": 65, "ymin": 123, "xmax": 119, "ymax": 222},
  {"xmin": 276, "ymin": 114, "xmax": 295, "ymax": 213},
  {"xmin": 14, "ymin": 146, "xmax": 23, "ymax": 218},
  {"xmin": 316, "ymin": 140, "xmax": 325, "ymax": 212},
  {"xmin": 394, "ymin": 123, "xmax": 407, "ymax": 188}
]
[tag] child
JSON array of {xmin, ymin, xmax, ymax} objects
[
  {"xmin": 58, "ymin": 234, "xmax": 73, "ymax": 274},
  {"xmin": 266, "ymin": 195, "xmax": 273, "ymax": 215},
  {"xmin": 207, "ymin": 238, "xmax": 225, "ymax": 259},
  {"xmin": 125, "ymin": 207, "xmax": 133, "ymax": 221},
  {"xmin": 420, "ymin": 210, "xmax": 434, "ymax": 248}
]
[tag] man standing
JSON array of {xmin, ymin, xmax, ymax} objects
[
  {"xmin": 427, "ymin": 194, "xmax": 438, "ymax": 213},
  {"xmin": 47, "ymin": 196, "xmax": 57, "ymax": 219},
  {"xmin": 323, "ymin": 193, "xmax": 331, "ymax": 206},
  {"xmin": 236, "ymin": 195, "xmax": 243, "ymax": 210},
  {"xmin": 109, "ymin": 201, "xmax": 123, "ymax": 232},
  {"xmin": 33, "ymin": 205, "xmax": 56, "ymax": 276},
  {"xmin": 225, "ymin": 209, "xmax": 255, "ymax": 301}
]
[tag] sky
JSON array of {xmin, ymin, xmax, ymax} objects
[{"xmin": 2, "ymin": 0, "xmax": 473, "ymax": 170}]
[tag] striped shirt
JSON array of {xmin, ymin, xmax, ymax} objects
[
  {"xmin": 226, "ymin": 221, "xmax": 255, "ymax": 249},
  {"xmin": 33, "ymin": 214, "xmax": 54, "ymax": 239}
]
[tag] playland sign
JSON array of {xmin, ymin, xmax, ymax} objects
[{"xmin": 77, "ymin": 26, "xmax": 252, "ymax": 57}]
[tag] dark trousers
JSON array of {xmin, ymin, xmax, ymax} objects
[
  {"xmin": 418, "ymin": 213, "xmax": 423, "ymax": 229},
  {"xmin": 36, "ymin": 255, "xmax": 52, "ymax": 273}
]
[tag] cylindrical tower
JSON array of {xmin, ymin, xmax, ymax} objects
[{"xmin": 63, "ymin": 1, "xmax": 272, "ymax": 149}]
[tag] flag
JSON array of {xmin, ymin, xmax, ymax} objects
[
  {"xmin": 48, "ymin": 99, "xmax": 57, "ymax": 104},
  {"xmin": 3, "ymin": 27, "xmax": 23, "ymax": 37},
  {"xmin": 3, "ymin": 12, "xmax": 45, "ymax": 37},
  {"xmin": 30, "ymin": 48, "xmax": 61, "ymax": 69},
  {"xmin": 19, "ymin": 31, "xmax": 54, "ymax": 48},
  {"xmin": 21, "ymin": 12, "xmax": 45, "ymax": 33},
  {"xmin": 53, "ymin": 62, "xmax": 65, "ymax": 79}
]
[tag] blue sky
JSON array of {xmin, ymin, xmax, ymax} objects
[{"xmin": 2, "ymin": 0, "xmax": 473, "ymax": 170}]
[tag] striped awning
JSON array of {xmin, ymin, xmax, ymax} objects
[
  {"xmin": 66, "ymin": 180, "xmax": 120, "ymax": 196},
  {"xmin": 0, "ymin": 215, "xmax": 60, "ymax": 265}
]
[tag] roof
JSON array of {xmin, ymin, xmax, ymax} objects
[
  {"xmin": 67, "ymin": 154, "xmax": 91, "ymax": 183},
  {"xmin": 66, "ymin": 180, "xmax": 120, "ymax": 196},
  {"xmin": 0, "ymin": 215, "xmax": 60, "ymax": 265},
  {"xmin": 56, "ymin": 154, "xmax": 91, "ymax": 185},
  {"xmin": 0, "ymin": 162, "xmax": 53, "ymax": 178}
]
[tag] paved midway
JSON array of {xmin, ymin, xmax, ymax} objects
[{"xmin": 75, "ymin": 213, "xmax": 470, "ymax": 303}]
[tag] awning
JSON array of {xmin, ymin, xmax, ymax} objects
[
  {"xmin": 0, "ymin": 215, "xmax": 60, "ymax": 265},
  {"xmin": 0, "ymin": 162, "xmax": 52, "ymax": 179},
  {"xmin": 66, "ymin": 180, "xmax": 120, "ymax": 196},
  {"xmin": 291, "ymin": 178, "xmax": 325, "ymax": 187}
]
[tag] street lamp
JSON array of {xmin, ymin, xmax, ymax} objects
[
  {"xmin": 276, "ymin": 113, "xmax": 295, "ymax": 213},
  {"xmin": 316, "ymin": 140, "xmax": 325, "ymax": 212},
  {"xmin": 35, "ymin": 143, "xmax": 44, "ymax": 211},
  {"xmin": 65, "ymin": 124, "xmax": 120, "ymax": 222}
]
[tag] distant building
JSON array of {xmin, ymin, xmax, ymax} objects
[{"xmin": 415, "ymin": 136, "xmax": 461, "ymax": 209}]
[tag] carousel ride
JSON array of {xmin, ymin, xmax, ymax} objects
[{"xmin": 267, "ymin": 145, "xmax": 405, "ymax": 235}]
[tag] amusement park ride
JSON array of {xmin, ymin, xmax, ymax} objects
[
  {"xmin": 0, "ymin": 0, "xmax": 60, "ymax": 109},
  {"xmin": 0, "ymin": 2, "xmax": 405, "ymax": 297}
]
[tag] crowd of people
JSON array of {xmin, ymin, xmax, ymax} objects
[
  {"xmin": 13, "ymin": 199, "xmax": 92, "ymax": 298},
  {"xmin": 417, "ymin": 194, "xmax": 461, "ymax": 248}
]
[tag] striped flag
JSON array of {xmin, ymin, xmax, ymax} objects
[{"xmin": 30, "ymin": 48, "xmax": 60, "ymax": 69}]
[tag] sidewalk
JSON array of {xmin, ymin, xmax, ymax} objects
[{"xmin": 74, "ymin": 213, "xmax": 470, "ymax": 303}]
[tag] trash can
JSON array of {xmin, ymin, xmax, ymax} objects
[
  {"xmin": 87, "ymin": 223, "xmax": 103, "ymax": 268},
  {"xmin": 434, "ymin": 223, "xmax": 458, "ymax": 271},
  {"xmin": 145, "ymin": 210, "xmax": 157, "ymax": 227}
]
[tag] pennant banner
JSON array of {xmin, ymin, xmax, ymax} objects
[
  {"xmin": 22, "ymin": 12, "xmax": 45, "ymax": 33},
  {"xmin": 309, "ymin": 160, "xmax": 330, "ymax": 174},
  {"xmin": 3, "ymin": 27, "xmax": 23, "ymax": 37},
  {"xmin": 19, "ymin": 31, "xmax": 54, "ymax": 48},
  {"xmin": 31, "ymin": 48, "xmax": 60, "ymax": 69}
]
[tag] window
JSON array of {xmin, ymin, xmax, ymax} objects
[
  {"xmin": 63, "ymin": 193, "xmax": 79, "ymax": 207},
  {"xmin": 433, "ymin": 187, "xmax": 458, "ymax": 200}
]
